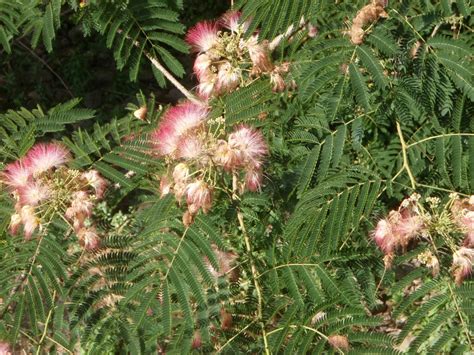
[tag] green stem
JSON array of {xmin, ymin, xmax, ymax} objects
[{"xmin": 237, "ymin": 211, "xmax": 270, "ymax": 355}]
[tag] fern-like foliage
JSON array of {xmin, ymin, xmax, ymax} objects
[
  {"xmin": 1, "ymin": 0, "xmax": 189, "ymax": 87},
  {"xmin": 0, "ymin": 0, "xmax": 63, "ymax": 53},
  {"xmin": 236, "ymin": 0, "xmax": 318, "ymax": 39},
  {"xmin": 0, "ymin": 98, "xmax": 94, "ymax": 163},
  {"xmin": 89, "ymin": 0, "xmax": 188, "ymax": 82},
  {"xmin": 61, "ymin": 93, "xmax": 161, "ymax": 196}
]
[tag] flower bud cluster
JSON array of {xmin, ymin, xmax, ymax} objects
[
  {"xmin": 1, "ymin": 142, "xmax": 108, "ymax": 250},
  {"xmin": 371, "ymin": 193, "xmax": 474, "ymax": 284},
  {"xmin": 186, "ymin": 11, "xmax": 290, "ymax": 99},
  {"xmin": 152, "ymin": 101, "xmax": 268, "ymax": 226}
]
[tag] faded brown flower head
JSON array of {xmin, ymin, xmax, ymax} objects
[{"xmin": 328, "ymin": 334, "xmax": 349, "ymax": 351}]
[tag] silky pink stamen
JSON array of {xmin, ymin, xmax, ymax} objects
[
  {"xmin": 194, "ymin": 54, "xmax": 212, "ymax": 80},
  {"xmin": 152, "ymin": 102, "xmax": 209, "ymax": 156},
  {"xmin": 20, "ymin": 205, "xmax": 39, "ymax": 239},
  {"xmin": 186, "ymin": 180, "xmax": 213, "ymax": 214},
  {"xmin": 371, "ymin": 219, "xmax": 394, "ymax": 254},
  {"xmin": 219, "ymin": 11, "xmax": 250, "ymax": 33},
  {"xmin": 82, "ymin": 170, "xmax": 108, "ymax": 199},
  {"xmin": 17, "ymin": 182, "xmax": 51, "ymax": 206},
  {"xmin": 177, "ymin": 136, "xmax": 204, "ymax": 159},
  {"xmin": 245, "ymin": 169, "xmax": 263, "ymax": 192},
  {"xmin": 27, "ymin": 142, "xmax": 70, "ymax": 175},
  {"xmin": 2, "ymin": 159, "xmax": 32, "ymax": 188},
  {"xmin": 186, "ymin": 21, "xmax": 220, "ymax": 53},
  {"xmin": 228, "ymin": 125, "xmax": 268, "ymax": 168},
  {"xmin": 216, "ymin": 62, "xmax": 241, "ymax": 94}
]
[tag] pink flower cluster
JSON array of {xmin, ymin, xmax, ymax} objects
[
  {"xmin": 451, "ymin": 196, "xmax": 474, "ymax": 284},
  {"xmin": 186, "ymin": 11, "xmax": 289, "ymax": 99},
  {"xmin": 152, "ymin": 101, "xmax": 268, "ymax": 226},
  {"xmin": 371, "ymin": 193, "xmax": 474, "ymax": 285},
  {"xmin": 0, "ymin": 341, "xmax": 11, "ymax": 355},
  {"xmin": 1, "ymin": 142, "xmax": 107, "ymax": 250},
  {"xmin": 372, "ymin": 195, "xmax": 425, "ymax": 268},
  {"xmin": 451, "ymin": 196, "xmax": 474, "ymax": 248}
]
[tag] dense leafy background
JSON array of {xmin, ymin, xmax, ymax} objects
[{"xmin": 0, "ymin": 0, "xmax": 473, "ymax": 353}]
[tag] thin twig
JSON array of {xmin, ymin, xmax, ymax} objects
[
  {"xmin": 117, "ymin": 28, "xmax": 202, "ymax": 105},
  {"xmin": 396, "ymin": 121, "xmax": 417, "ymax": 190},
  {"xmin": 237, "ymin": 211, "xmax": 270, "ymax": 355},
  {"xmin": 16, "ymin": 41, "xmax": 74, "ymax": 99},
  {"xmin": 35, "ymin": 291, "xmax": 57, "ymax": 355},
  {"xmin": 163, "ymin": 227, "xmax": 189, "ymax": 280},
  {"xmin": 145, "ymin": 53, "xmax": 202, "ymax": 105},
  {"xmin": 217, "ymin": 320, "xmax": 256, "ymax": 353},
  {"xmin": 267, "ymin": 325, "xmax": 344, "ymax": 354},
  {"xmin": 407, "ymin": 133, "xmax": 474, "ymax": 148}
]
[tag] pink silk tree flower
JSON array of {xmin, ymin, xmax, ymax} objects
[
  {"xmin": 1, "ymin": 159, "xmax": 32, "ymax": 189},
  {"xmin": 152, "ymin": 102, "xmax": 209, "ymax": 156},
  {"xmin": 65, "ymin": 191, "xmax": 94, "ymax": 232},
  {"xmin": 196, "ymin": 79, "xmax": 216, "ymax": 100},
  {"xmin": 461, "ymin": 211, "xmax": 474, "ymax": 233},
  {"xmin": 152, "ymin": 124, "xmax": 177, "ymax": 156},
  {"xmin": 177, "ymin": 136, "xmax": 204, "ymax": 160},
  {"xmin": 17, "ymin": 181, "xmax": 51, "ymax": 206},
  {"xmin": 172, "ymin": 163, "xmax": 190, "ymax": 184},
  {"xmin": 0, "ymin": 341, "xmax": 11, "ymax": 355},
  {"xmin": 452, "ymin": 247, "xmax": 474, "ymax": 285},
  {"xmin": 186, "ymin": 180, "xmax": 213, "ymax": 214},
  {"xmin": 246, "ymin": 36, "xmax": 274, "ymax": 73},
  {"xmin": 328, "ymin": 335, "xmax": 349, "ymax": 352},
  {"xmin": 8, "ymin": 213, "xmax": 22, "ymax": 235},
  {"xmin": 219, "ymin": 11, "xmax": 251, "ymax": 33},
  {"xmin": 182, "ymin": 210, "xmax": 194, "ymax": 227},
  {"xmin": 159, "ymin": 175, "xmax": 172, "ymax": 197},
  {"xmin": 216, "ymin": 62, "xmax": 241, "ymax": 94},
  {"xmin": 392, "ymin": 213, "xmax": 425, "ymax": 249},
  {"xmin": 186, "ymin": 21, "xmax": 220, "ymax": 53},
  {"xmin": 244, "ymin": 168, "xmax": 263, "ymax": 192},
  {"xmin": 26, "ymin": 142, "xmax": 70, "ymax": 175},
  {"xmin": 227, "ymin": 125, "xmax": 268, "ymax": 168},
  {"xmin": 82, "ymin": 169, "xmax": 108, "ymax": 199},
  {"xmin": 68, "ymin": 191, "xmax": 94, "ymax": 217},
  {"xmin": 464, "ymin": 231, "xmax": 474, "ymax": 248},
  {"xmin": 20, "ymin": 205, "xmax": 39, "ymax": 239},
  {"xmin": 213, "ymin": 140, "xmax": 237, "ymax": 171},
  {"xmin": 77, "ymin": 227, "xmax": 101, "ymax": 250},
  {"xmin": 270, "ymin": 72, "xmax": 286, "ymax": 92},
  {"xmin": 193, "ymin": 53, "xmax": 212, "ymax": 80},
  {"xmin": 371, "ymin": 218, "xmax": 395, "ymax": 255}
]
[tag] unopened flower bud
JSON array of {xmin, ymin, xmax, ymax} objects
[
  {"xmin": 159, "ymin": 175, "xmax": 172, "ymax": 197},
  {"xmin": 133, "ymin": 106, "xmax": 147, "ymax": 120},
  {"xmin": 9, "ymin": 213, "xmax": 22, "ymax": 235}
]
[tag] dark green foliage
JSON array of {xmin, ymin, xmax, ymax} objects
[{"xmin": 91, "ymin": 0, "xmax": 188, "ymax": 82}]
